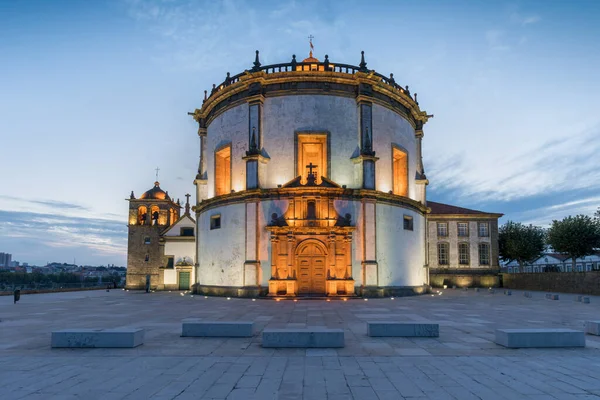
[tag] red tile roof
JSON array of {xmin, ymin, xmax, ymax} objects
[{"xmin": 428, "ymin": 201, "xmax": 502, "ymax": 216}]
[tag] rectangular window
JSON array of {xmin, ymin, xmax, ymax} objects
[
  {"xmin": 180, "ymin": 227, "xmax": 194, "ymax": 237},
  {"xmin": 458, "ymin": 222, "xmax": 469, "ymax": 237},
  {"xmin": 403, "ymin": 215, "xmax": 413, "ymax": 231},
  {"xmin": 577, "ymin": 264, "xmax": 583, "ymax": 272},
  {"xmin": 437, "ymin": 222, "xmax": 448, "ymax": 237},
  {"xmin": 478, "ymin": 243, "xmax": 490, "ymax": 265},
  {"xmin": 478, "ymin": 222, "xmax": 489, "ymax": 237},
  {"xmin": 392, "ymin": 147, "xmax": 408, "ymax": 196},
  {"xmin": 166, "ymin": 256, "xmax": 174, "ymax": 269},
  {"xmin": 458, "ymin": 243, "xmax": 469, "ymax": 265},
  {"xmin": 143, "ymin": 237, "xmax": 151, "ymax": 245},
  {"xmin": 437, "ymin": 243, "xmax": 449, "ymax": 265},
  {"xmin": 144, "ymin": 254, "xmax": 149, "ymax": 262},
  {"xmin": 210, "ymin": 214, "xmax": 221, "ymax": 230},
  {"xmin": 297, "ymin": 134, "xmax": 327, "ymax": 185},
  {"xmin": 215, "ymin": 145, "xmax": 231, "ymax": 196}
]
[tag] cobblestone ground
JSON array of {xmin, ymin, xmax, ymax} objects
[{"xmin": 1, "ymin": 289, "xmax": 599, "ymax": 399}]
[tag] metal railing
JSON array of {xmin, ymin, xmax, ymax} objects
[{"xmin": 203, "ymin": 51, "xmax": 415, "ymax": 104}]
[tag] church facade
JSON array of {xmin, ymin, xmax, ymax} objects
[{"xmin": 125, "ymin": 49, "xmax": 502, "ymax": 296}]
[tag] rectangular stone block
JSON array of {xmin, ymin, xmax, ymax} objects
[
  {"xmin": 262, "ymin": 328, "xmax": 344, "ymax": 348},
  {"xmin": 367, "ymin": 322, "xmax": 439, "ymax": 337},
  {"xmin": 494, "ymin": 329, "xmax": 585, "ymax": 348},
  {"xmin": 550, "ymin": 294, "xmax": 559, "ymax": 300},
  {"xmin": 583, "ymin": 297, "xmax": 591, "ymax": 304},
  {"xmin": 182, "ymin": 320, "xmax": 253, "ymax": 337},
  {"xmin": 51, "ymin": 328, "xmax": 144, "ymax": 348},
  {"xmin": 577, "ymin": 295, "xmax": 583, "ymax": 302},
  {"xmin": 585, "ymin": 321, "xmax": 600, "ymax": 336},
  {"xmin": 504, "ymin": 290, "xmax": 512, "ymax": 295}
]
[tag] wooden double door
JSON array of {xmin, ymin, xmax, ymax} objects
[{"xmin": 296, "ymin": 241, "xmax": 327, "ymax": 295}]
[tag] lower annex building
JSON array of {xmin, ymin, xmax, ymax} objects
[{"xmin": 125, "ymin": 49, "xmax": 503, "ymax": 296}]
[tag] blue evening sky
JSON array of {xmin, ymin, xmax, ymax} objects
[{"xmin": 1, "ymin": 0, "xmax": 599, "ymax": 266}]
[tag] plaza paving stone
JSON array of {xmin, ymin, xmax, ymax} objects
[{"xmin": 1, "ymin": 289, "xmax": 599, "ymax": 399}]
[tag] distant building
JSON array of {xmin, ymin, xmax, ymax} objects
[
  {"xmin": 0, "ymin": 252, "xmax": 12, "ymax": 267},
  {"xmin": 503, "ymin": 253, "xmax": 600, "ymax": 273}
]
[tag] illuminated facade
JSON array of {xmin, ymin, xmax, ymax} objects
[
  {"xmin": 125, "ymin": 48, "xmax": 503, "ymax": 295},
  {"xmin": 191, "ymin": 50, "xmax": 431, "ymax": 297}
]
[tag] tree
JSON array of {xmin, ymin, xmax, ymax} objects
[
  {"xmin": 547, "ymin": 215, "xmax": 600, "ymax": 271},
  {"xmin": 499, "ymin": 221, "xmax": 546, "ymax": 269}
]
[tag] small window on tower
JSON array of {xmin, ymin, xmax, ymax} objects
[
  {"xmin": 143, "ymin": 237, "xmax": 151, "ymax": 245},
  {"xmin": 210, "ymin": 214, "xmax": 221, "ymax": 230},
  {"xmin": 181, "ymin": 227, "xmax": 194, "ymax": 237},
  {"xmin": 144, "ymin": 254, "xmax": 149, "ymax": 262},
  {"xmin": 403, "ymin": 215, "xmax": 413, "ymax": 231}
]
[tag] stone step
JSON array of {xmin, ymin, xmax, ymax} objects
[
  {"xmin": 585, "ymin": 321, "xmax": 600, "ymax": 336},
  {"xmin": 367, "ymin": 322, "xmax": 439, "ymax": 337},
  {"xmin": 181, "ymin": 320, "xmax": 253, "ymax": 337},
  {"xmin": 495, "ymin": 329, "xmax": 585, "ymax": 348},
  {"xmin": 262, "ymin": 328, "xmax": 344, "ymax": 348},
  {"xmin": 51, "ymin": 328, "xmax": 144, "ymax": 348}
]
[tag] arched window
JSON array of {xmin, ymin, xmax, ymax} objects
[
  {"xmin": 215, "ymin": 144, "xmax": 231, "ymax": 196},
  {"xmin": 137, "ymin": 206, "xmax": 148, "ymax": 225},
  {"xmin": 150, "ymin": 205, "xmax": 160, "ymax": 226},
  {"xmin": 458, "ymin": 243, "xmax": 469, "ymax": 265},
  {"xmin": 478, "ymin": 243, "xmax": 490, "ymax": 265},
  {"xmin": 392, "ymin": 146, "xmax": 408, "ymax": 196},
  {"xmin": 437, "ymin": 243, "xmax": 449, "ymax": 265}
]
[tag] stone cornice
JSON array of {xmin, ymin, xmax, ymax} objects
[
  {"xmin": 426, "ymin": 213, "xmax": 504, "ymax": 220},
  {"xmin": 192, "ymin": 71, "xmax": 430, "ymax": 129},
  {"xmin": 193, "ymin": 187, "xmax": 428, "ymax": 215}
]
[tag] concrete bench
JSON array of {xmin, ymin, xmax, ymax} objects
[
  {"xmin": 181, "ymin": 320, "xmax": 253, "ymax": 337},
  {"xmin": 51, "ymin": 328, "xmax": 144, "ymax": 348},
  {"xmin": 262, "ymin": 328, "xmax": 344, "ymax": 348},
  {"xmin": 583, "ymin": 297, "xmax": 591, "ymax": 304},
  {"xmin": 504, "ymin": 290, "xmax": 512, "ymax": 296},
  {"xmin": 367, "ymin": 322, "xmax": 439, "ymax": 337},
  {"xmin": 585, "ymin": 321, "xmax": 600, "ymax": 336},
  {"xmin": 545, "ymin": 293, "xmax": 559, "ymax": 300},
  {"xmin": 495, "ymin": 329, "xmax": 585, "ymax": 348}
]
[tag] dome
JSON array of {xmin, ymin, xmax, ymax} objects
[
  {"xmin": 302, "ymin": 51, "xmax": 319, "ymax": 63},
  {"xmin": 139, "ymin": 181, "xmax": 170, "ymax": 200}
]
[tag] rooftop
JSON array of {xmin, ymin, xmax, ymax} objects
[{"xmin": 428, "ymin": 201, "xmax": 503, "ymax": 217}]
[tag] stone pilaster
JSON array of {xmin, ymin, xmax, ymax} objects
[{"xmin": 414, "ymin": 122, "xmax": 428, "ymax": 204}]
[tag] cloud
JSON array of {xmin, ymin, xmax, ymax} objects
[
  {"xmin": 427, "ymin": 124, "xmax": 600, "ymax": 204},
  {"xmin": 0, "ymin": 195, "xmax": 89, "ymax": 211},
  {"xmin": 0, "ymin": 210, "xmax": 126, "ymax": 265},
  {"xmin": 511, "ymin": 13, "xmax": 541, "ymax": 26}
]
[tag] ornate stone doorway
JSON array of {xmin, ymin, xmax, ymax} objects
[{"xmin": 296, "ymin": 240, "xmax": 327, "ymax": 295}]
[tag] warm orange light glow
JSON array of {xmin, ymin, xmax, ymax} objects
[
  {"xmin": 392, "ymin": 147, "xmax": 408, "ymax": 196},
  {"xmin": 215, "ymin": 145, "xmax": 231, "ymax": 196}
]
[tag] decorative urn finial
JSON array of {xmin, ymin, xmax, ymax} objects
[
  {"xmin": 252, "ymin": 50, "xmax": 261, "ymax": 72},
  {"xmin": 359, "ymin": 50, "xmax": 367, "ymax": 72}
]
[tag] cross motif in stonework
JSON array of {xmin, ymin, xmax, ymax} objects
[{"xmin": 306, "ymin": 162, "xmax": 318, "ymax": 176}]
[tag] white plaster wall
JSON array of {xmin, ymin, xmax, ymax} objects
[
  {"xmin": 206, "ymin": 105, "xmax": 248, "ymax": 197},
  {"xmin": 164, "ymin": 241, "xmax": 195, "ymax": 265},
  {"xmin": 376, "ymin": 204, "xmax": 426, "ymax": 286},
  {"xmin": 163, "ymin": 217, "xmax": 195, "ymax": 237},
  {"xmin": 164, "ymin": 269, "xmax": 177, "ymax": 285},
  {"xmin": 372, "ymin": 104, "xmax": 417, "ymax": 200},
  {"xmin": 205, "ymin": 95, "xmax": 418, "ymax": 196},
  {"xmin": 197, "ymin": 203, "xmax": 246, "ymax": 286}
]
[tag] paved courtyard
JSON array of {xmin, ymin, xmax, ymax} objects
[{"xmin": 1, "ymin": 289, "xmax": 600, "ymax": 400}]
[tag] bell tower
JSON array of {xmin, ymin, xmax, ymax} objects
[{"xmin": 125, "ymin": 180, "xmax": 181, "ymax": 290}]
